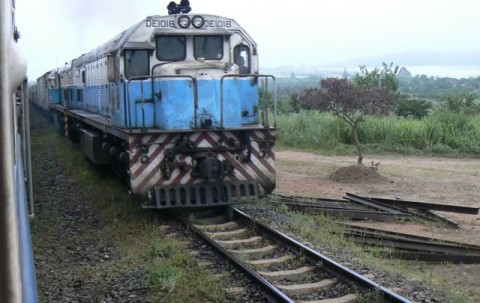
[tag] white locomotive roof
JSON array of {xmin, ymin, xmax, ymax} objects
[{"xmin": 73, "ymin": 14, "xmax": 255, "ymax": 67}]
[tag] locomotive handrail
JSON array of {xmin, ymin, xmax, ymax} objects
[
  {"xmin": 220, "ymin": 74, "xmax": 277, "ymax": 128},
  {"xmin": 20, "ymin": 80, "xmax": 34, "ymax": 219},
  {"xmin": 126, "ymin": 74, "xmax": 198, "ymax": 129}
]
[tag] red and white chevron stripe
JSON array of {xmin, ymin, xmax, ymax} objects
[{"xmin": 128, "ymin": 130, "xmax": 276, "ymax": 195}]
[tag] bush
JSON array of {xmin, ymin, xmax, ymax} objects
[
  {"xmin": 395, "ymin": 98, "xmax": 432, "ymax": 119},
  {"xmin": 277, "ymin": 110, "xmax": 480, "ymax": 155}
]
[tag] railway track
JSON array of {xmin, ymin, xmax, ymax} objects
[
  {"xmin": 176, "ymin": 207, "xmax": 412, "ymax": 303},
  {"xmin": 270, "ymin": 194, "xmax": 480, "ymax": 264},
  {"xmin": 268, "ymin": 194, "xmax": 413, "ymax": 222},
  {"xmin": 343, "ymin": 224, "xmax": 480, "ymax": 263}
]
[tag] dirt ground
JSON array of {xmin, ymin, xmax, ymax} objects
[{"xmin": 275, "ymin": 151, "xmax": 480, "ymax": 297}]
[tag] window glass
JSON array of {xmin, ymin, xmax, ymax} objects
[
  {"xmin": 156, "ymin": 35, "xmax": 186, "ymax": 61},
  {"xmin": 124, "ymin": 50, "xmax": 149, "ymax": 78},
  {"xmin": 194, "ymin": 36, "xmax": 223, "ymax": 60},
  {"xmin": 64, "ymin": 88, "xmax": 71, "ymax": 101},
  {"xmin": 234, "ymin": 44, "xmax": 250, "ymax": 74}
]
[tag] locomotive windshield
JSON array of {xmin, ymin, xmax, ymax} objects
[
  {"xmin": 124, "ymin": 50, "xmax": 150, "ymax": 78},
  {"xmin": 194, "ymin": 35, "xmax": 223, "ymax": 60},
  {"xmin": 156, "ymin": 35, "xmax": 186, "ymax": 61}
]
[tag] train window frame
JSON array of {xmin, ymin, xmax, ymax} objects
[
  {"xmin": 234, "ymin": 44, "xmax": 251, "ymax": 74},
  {"xmin": 155, "ymin": 35, "xmax": 186, "ymax": 61},
  {"xmin": 194, "ymin": 35, "xmax": 224, "ymax": 60},
  {"xmin": 63, "ymin": 87, "xmax": 71, "ymax": 102},
  {"xmin": 77, "ymin": 89, "xmax": 83, "ymax": 102},
  {"xmin": 124, "ymin": 49, "xmax": 150, "ymax": 79}
]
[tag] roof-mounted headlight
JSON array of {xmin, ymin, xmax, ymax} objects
[
  {"xmin": 178, "ymin": 15, "xmax": 191, "ymax": 28},
  {"xmin": 192, "ymin": 16, "xmax": 205, "ymax": 29}
]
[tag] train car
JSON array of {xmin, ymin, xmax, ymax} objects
[
  {"xmin": 1, "ymin": 0, "xmax": 38, "ymax": 301},
  {"xmin": 32, "ymin": 1, "xmax": 277, "ymax": 209}
]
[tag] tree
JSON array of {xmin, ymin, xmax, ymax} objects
[
  {"xmin": 299, "ymin": 77, "xmax": 396, "ymax": 165},
  {"xmin": 289, "ymin": 92, "xmax": 302, "ymax": 113},
  {"xmin": 353, "ymin": 62, "xmax": 400, "ymax": 92},
  {"xmin": 395, "ymin": 97, "xmax": 432, "ymax": 119},
  {"xmin": 443, "ymin": 92, "xmax": 477, "ymax": 113}
]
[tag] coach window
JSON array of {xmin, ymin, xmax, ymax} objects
[
  {"xmin": 234, "ymin": 44, "xmax": 250, "ymax": 74},
  {"xmin": 194, "ymin": 35, "xmax": 223, "ymax": 60},
  {"xmin": 124, "ymin": 49, "xmax": 150, "ymax": 78},
  {"xmin": 156, "ymin": 35, "xmax": 186, "ymax": 61}
]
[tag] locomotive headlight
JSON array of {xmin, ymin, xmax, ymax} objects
[
  {"xmin": 192, "ymin": 16, "xmax": 205, "ymax": 28},
  {"xmin": 178, "ymin": 16, "xmax": 191, "ymax": 28},
  {"xmin": 140, "ymin": 155, "xmax": 150, "ymax": 164}
]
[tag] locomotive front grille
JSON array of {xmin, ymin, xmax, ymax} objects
[{"xmin": 143, "ymin": 181, "xmax": 259, "ymax": 208}]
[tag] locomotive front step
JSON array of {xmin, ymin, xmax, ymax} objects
[{"xmin": 143, "ymin": 181, "xmax": 259, "ymax": 208}]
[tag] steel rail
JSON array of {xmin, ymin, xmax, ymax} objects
[
  {"xmin": 344, "ymin": 193, "xmax": 415, "ymax": 215},
  {"xmin": 266, "ymin": 200, "xmax": 411, "ymax": 222},
  {"xmin": 367, "ymin": 196, "xmax": 479, "ymax": 215},
  {"xmin": 231, "ymin": 208, "xmax": 412, "ymax": 303},
  {"xmin": 386, "ymin": 251, "xmax": 480, "ymax": 264},
  {"xmin": 275, "ymin": 194, "xmax": 368, "ymax": 210},
  {"xmin": 346, "ymin": 232, "xmax": 480, "ymax": 256},
  {"xmin": 393, "ymin": 196, "xmax": 461, "ymax": 228},
  {"xmin": 344, "ymin": 193, "xmax": 441, "ymax": 223},
  {"xmin": 175, "ymin": 212, "xmax": 294, "ymax": 303},
  {"xmin": 343, "ymin": 225, "xmax": 480, "ymax": 263},
  {"xmin": 343, "ymin": 224, "xmax": 480, "ymax": 250},
  {"xmin": 417, "ymin": 209, "xmax": 460, "ymax": 228}
]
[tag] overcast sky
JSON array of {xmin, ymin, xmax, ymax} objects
[{"xmin": 17, "ymin": 0, "xmax": 480, "ymax": 79}]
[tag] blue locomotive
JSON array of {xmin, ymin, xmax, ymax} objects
[{"xmin": 32, "ymin": 2, "xmax": 277, "ymax": 208}]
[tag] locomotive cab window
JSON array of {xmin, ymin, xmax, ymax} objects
[
  {"xmin": 234, "ymin": 44, "xmax": 250, "ymax": 74},
  {"xmin": 124, "ymin": 49, "xmax": 150, "ymax": 78},
  {"xmin": 194, "ymin": 35, "xmax": 223, "ymax": 60},
  {"xmin": 156, "ymin": 35, "xmax": 186, "ymax": 61}
]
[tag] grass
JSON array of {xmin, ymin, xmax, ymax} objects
[
  {"xmin": 30, "ymin": 125, "xmax": 229, "ymax": 302},
  {"xmin": 277, "ymin": 110, "xmax": 480, "ymax": 157}
]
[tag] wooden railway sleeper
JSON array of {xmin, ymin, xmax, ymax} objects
[
  {"xmin": 258, "ymin": 265, "xmax": 316, "ymax": 282},
  {"xmin": 275, "ymin": 278, "xmax": 337, "ymax": 296},
  {"xmin": 297, "ymin": 293, "xmax": 358, "ymax": 303}
]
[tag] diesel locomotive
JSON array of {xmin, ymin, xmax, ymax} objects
[{"xmin": 31, "ymin": 2, "xmax": 277, "ymax": 209}]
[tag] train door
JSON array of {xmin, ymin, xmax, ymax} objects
[
  {"xmin": 124, "ymin": 49, "xmax": 154, "ymax": 128},
  {"xmin": 229, "ymin": 34, "xmax": 258, "ymax": 125},
  {"xmin": 49, "ymin": 72, "xmax": 61, "ymax": 105}
]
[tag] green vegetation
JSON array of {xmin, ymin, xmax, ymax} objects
[
  {"xmin": 399, "ymin": 75, "xmax": 480, "ymax": 101},
  {"xmin": 277, "ymin": 110, "xmax": 480, "ymax": 155},
  {"xmin": 298, "ymin": 63, "xmax": 399, "ymax": 164},
  {"xmin": 275, "ymin": 73, "xmax": 480, "ymax": 104},
  {"xmin": 273, "ymin": 64, "xmax": 480, "ymax": 157},
  {"xmin": 31, "ymin": 127, "xmax": 228, "ymax": 302}
]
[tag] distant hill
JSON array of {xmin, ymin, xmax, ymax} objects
[
  {"xmin": 260, "ymin": 50, "xmax": 480, "ymax": 79},
  {"xmin": 335, "ymin": 50, "xmax": 480, "ymax": 66}
]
